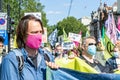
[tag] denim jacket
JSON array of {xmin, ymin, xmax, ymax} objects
[
  {"xmin": 0, "ymin": 48, "xmax": 54, "ymax": 80},
  {"xmin": 105, "ymin": 57, "xmax": 118, "ymax": 73}
]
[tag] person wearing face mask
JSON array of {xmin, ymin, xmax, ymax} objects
[
  {"xmin": 79, "ymin": 36, "xmax": 110, "ymax": 73},
  {"xmin": 0, "ymin": 15, "xmax": 59, "ymax": 80},
  {"xmin": 105, "ymin": 45, "xmax": 120, "ymax": 73},
  {"xmin": 54, "ymin": 43, "xmax": 63, "ymax": 60}
]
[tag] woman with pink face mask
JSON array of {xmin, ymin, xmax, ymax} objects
[{"xmin": 0, "ymin": 15, "xmax": 59, "ymax": 80}]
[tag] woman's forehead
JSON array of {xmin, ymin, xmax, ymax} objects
[{"xmin": 28, "ymin": 20, "xmax": 42, "ymax": 31}]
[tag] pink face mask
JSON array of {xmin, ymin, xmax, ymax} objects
[{"xmin": 25, "ymin": 33, "xmax": 42, "ymax": 49}]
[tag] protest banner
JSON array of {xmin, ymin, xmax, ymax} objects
[{"xmin": 68, "ymin": 32, "xmax": 81, "ymax": 42}]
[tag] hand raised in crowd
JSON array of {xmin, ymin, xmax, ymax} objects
[{"xmin": 46, "ymin": 61, "xmax": 59, "ymax": 69}]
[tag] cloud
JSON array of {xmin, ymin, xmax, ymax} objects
[
  {"xmin": 63, "ymin": 2, "xmax": 74, "ymax": 7},
  {"xmin": 47, "ymin": 11, "xmax": 62, "ymax": 15}
]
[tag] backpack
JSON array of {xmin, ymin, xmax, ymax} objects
[
  {"xmin": 13, "ymin": 49, "xmax": 24, "ymax": 74},
  {"xmin": 13, "ymin": 49, "xmax": 50, "ymax": 74}
]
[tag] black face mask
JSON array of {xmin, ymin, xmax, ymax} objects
[{"xmin": 55, "ymin": 52, "xmax": 61, "ymax": 57}]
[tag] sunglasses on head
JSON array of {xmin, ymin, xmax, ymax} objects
[{"xmin": 88, "ymin": 43, "xmax": 96, "ymax": 46}]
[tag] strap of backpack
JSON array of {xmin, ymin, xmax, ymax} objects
[
  {"xmin": 13, "ymin": 49, "xmax": 24, "ymax": 74},
  {"xmin": 43, "ymin": 53, "xmax": 50, "ymax": 62},
  {"xmin": 40, "ymin": 49, "xmax": 51, "ymax": 62},
  {"xmin": 13, "ymin": 48, "xmax": 51, "ymax": 74}
]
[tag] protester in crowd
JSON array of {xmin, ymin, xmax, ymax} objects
[
  {"xmin": 0, "ymin": 15, "xmax": 59, "ymax": 80},
  {"xmin": 96, "ymin": 41, "xmax": 105, "ymax": 51},
  {"xmin": 67, "ymin": 47, "xmax": 80, "ymax": 59},
  {"xmin": 54, "ymin": 42, "xmax": 64, "ymax": 60},
  {"xmin": 0, "ymin": 36, "xmax": 5, "ymax": 63},
  {"xmin": 105, "ymin": 42, "xmax": 120, "ymax": 73},
  {"xmin": 115, "ymin": 40, "xmax": 120, "ymax": 48},
  {"xmin": 63, "ymin": 41, "xmax": 81, "ymax": 59},
  {"xmin": 95, "ymin": 40, "xmax": 106, "ymax": 66},
  {"xmin": 72, "ymin": 41, "xmax": 81, "ymax": 57},
  {"xmin": 79, "ymin": 36, "xmax": 110, "ymax": 73}
]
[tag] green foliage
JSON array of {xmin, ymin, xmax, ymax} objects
[
  {"xmin": 2, "ymin": 0, "xmax": 48, "ymax": 29},
  {"xmin": 57, "ymin": 16, "xmax": 87, "ymax": 37},
  {"xmin": 2, "ymin": 1, "xmax": 87, "ymax": 38},
  {"xmin": 47, "ymin": 25, "xmax": 57, "ymax": 36}
]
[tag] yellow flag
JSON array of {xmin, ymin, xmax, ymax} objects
[
  {"xmin": 13, "ymin": 35, "xmax": 18, "ymax": 48},
  {"xmin": 55, "ymin": 57, "xmax": 99, "ymax": 73}
]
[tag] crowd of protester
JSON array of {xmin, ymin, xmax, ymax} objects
[
  {"xmin": 0, "ymin": 14, "xmax": 120, "ymax": 80},
  {"xmin": 43, "ymin": 36, "xmax": 120, "ymax": 73}
]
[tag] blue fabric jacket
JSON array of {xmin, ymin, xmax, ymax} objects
[
  {"xmin": 0, "ymin": 48, "xmax": 54, "ymax": 80},
  {"xmin": 105, "ymin": 57, "xmax": 117, "ymax": 73}
]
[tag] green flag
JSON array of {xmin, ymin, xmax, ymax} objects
[
  {"xmin": 104, "ymin": 34, "xmax": 114, "ymax": 60},
  {"xmin": 86, "ymin": 30, "xmax": 90, "ymax": 37},
  {"xmin": 63, "ymin": 28, "xmax": 70, "ymax": 42}
]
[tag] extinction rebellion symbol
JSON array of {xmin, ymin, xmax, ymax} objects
[{"xmin": 0, "ymin": 18, "xmax": 5, "ymax": 25}]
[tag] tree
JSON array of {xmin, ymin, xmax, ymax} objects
[
  {"xmin": 2, "ymin": 0, "xmax": 48, "ymax": 28},
  {"xmin": 47, "ymin": 25, "xmax": 57, "ymax": 36},
  {"xmin": 57, "ymin": 16, "xmax": 87, "ymax": 37}
]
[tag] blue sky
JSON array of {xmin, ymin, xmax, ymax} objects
[{"xmin": 40, "ymin": 0, "xmax": 116, "ymax": 25}]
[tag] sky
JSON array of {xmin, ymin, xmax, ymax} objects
[{"xmin": 40, "ymin": 0, "xmax": 117, "ymax": 25}]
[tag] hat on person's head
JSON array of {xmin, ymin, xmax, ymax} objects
[{"xmin": 55, "ymin": 42, "xmax": 60, "ymax": 47}]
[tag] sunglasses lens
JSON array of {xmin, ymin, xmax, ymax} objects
[{"xmin": 88, "ymin": 43, "xmax": 96, "ymax": 46}]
